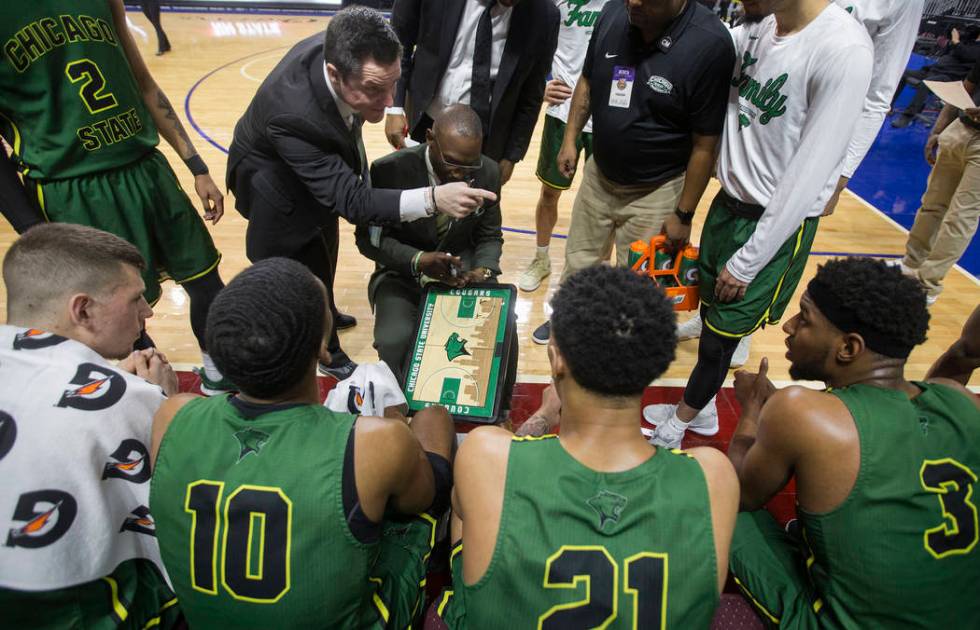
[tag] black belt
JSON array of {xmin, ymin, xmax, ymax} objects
[{"xmin": 717, "ymin": 189, "xmax": 765, "ymax": 221}]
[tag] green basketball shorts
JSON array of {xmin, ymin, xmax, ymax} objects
[
  {"xmin": 698, "ymin": 190, "xmax": 818, "ymax": 338},
  {"xmin": 363, "ymin": 512, "xmax": 440, "ymax": 629},
  {"xmin": 535, "ymin": 115, "xmax": 593, "ymax": 190},
  {"xmin": 29, "ymin": 149, "xmax": 220, "ymax": 305},
  {"xmin": 729, "ymin": 510, "xmax": 825, "ymax": 629}
]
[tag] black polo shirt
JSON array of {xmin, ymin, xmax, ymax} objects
[{"xmin": 582, "ymin": 0, "xmax": 734, "ymax": 186}]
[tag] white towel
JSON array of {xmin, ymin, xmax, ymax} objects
[
  {"xmin": 0, "ymin": 326, "xmax": 167, "ymax": 591},
  {"xmin": 324, "ymin": 361, "xmax": 406, "ymax": 417}
]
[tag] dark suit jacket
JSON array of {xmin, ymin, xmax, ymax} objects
[
  {"xmin": 355, "ymin": 144, "xmax": 503, "ymax": 302},
  {"xmin": 391, "ymin": 0, "xmax": 559, "ymax": 163},
  {"xmin": 226, "ymin": 34, "xmax": 402, "ymax": 260}
]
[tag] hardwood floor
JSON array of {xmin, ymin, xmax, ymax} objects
[{"xmin": 1, "ymin": 9, "xmax": 977, "ymax": 388}]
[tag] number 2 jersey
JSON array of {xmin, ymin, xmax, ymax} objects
[
  {"xmin": 0, "ymin": 0, "xmax": 158, "ymax": 181},
  {"xmin": 802, "ymin": 382, "xmax": 980, "ymax": 627},
  {"xmin": 451, "ymin": 436, "xmax": 719, "ymax": 628}
]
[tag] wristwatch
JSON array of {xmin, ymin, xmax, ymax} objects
[
  {"xmin": 480, "ymin": 267, "xmax": 493, "ymax": 280},
  {"xmin": 674, "ymin": 207, "xmax": 695, "ymax": 226}
]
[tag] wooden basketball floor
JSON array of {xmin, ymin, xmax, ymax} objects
[{"xmin": 1, "ymin": 9, "xmax": 977, "ymax": 390}]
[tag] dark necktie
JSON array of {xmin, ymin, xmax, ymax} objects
[
  {"xmin": 351, "ymin": 115, "xmax": 370, "ymax": 185},
  {"xmin": 470, "ymin": 3, "xmax": 494, "ymax": 133}
]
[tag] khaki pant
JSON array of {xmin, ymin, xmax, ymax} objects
[
  {"xmin": 560, "ymin": 158, "xmax": 685, "ymax": 283},
  {"xmin": 904, "ymin": 119, "xmax": 980, "ymax": 297}
]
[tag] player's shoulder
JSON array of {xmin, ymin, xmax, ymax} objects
[
  {"xmin": 818, "ymin": 3, "xmax": 874, "ymax": 49},
  {"xmin": 457, "ymin": 426, "xmax": 514, "ymax": 474}
]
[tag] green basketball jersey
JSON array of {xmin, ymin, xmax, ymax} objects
[
  {"xmin": 800, "ymin": 382, "xmax": 980, "ymax": 628},
  {"xmin": 150, "ymin": 396, "xmax": 383, "ymax": 629},
  {"xmin": 458, "ymin": 436, "xmax": 719, "ymax": 628},
  {"xmin": 0, "ymin": 0, "xmax": 158, "ymax": 180}
]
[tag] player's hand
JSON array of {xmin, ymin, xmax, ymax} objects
[
  {"xmin": 544, "ymin": 79, "xmax": 573, "ymax": 106},
  {"xmin": 419, "ymin": 252, "xmax": 463, "ymax": 283},
  {"xmin": 434, "ymin": 182, "xmax": 497, "ymax": 219},
  {"xmin": 733, "ymin": 357, "xmax": 775, "ymax": 417},
  {"xmin": 821, "ymin": 175, "xmax": 849, "ymax": 217},
  {"xmin": 924, "ymin": 134, "xmax": 940, "ymax": 166},
  {"xmin": 194, "ymin": 173, "xmax": 224, "ymax": 225},
  {"xmin": 716, "ymin": 266, "xmax": 749, "ymax": 303},
  {"xmin": 556, "ymin": 139, "xmax": 579, "ymax": 180},
  {"xmin": 515, "ymin": 384, "xmax": 561, "ymax": 436},
  {"xmin": 128, "ymin": 349, "xmax": 179, "ymax": 396},
  {"xmin": 385, "ymin": 113, "xmax": 407, "ymax": 149},
  {"xmin": 964, "ymin": 107, "xmax": 980, "ymax": 123},
  {"xmin": 662, "ymin": 212, "xmax": 691, "ymax": 253},
  {"xmin": 459, "ymin": 267, "xmax": 491, "ymax": 286},
  {"xmin": 499, "ymin": 159, "xmax": 515, "ymax": 186}
]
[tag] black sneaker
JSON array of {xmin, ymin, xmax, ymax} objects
[
  {"xmin": 335, "ymin": 312, "xmax": 358, "ymax": 330},
  {"xmin": 532, "ymin": 320, "xmax": 551, "ymax": 345},
  {"xmin": 318, "ymin": 351, "xmax": 357, "ymax": 380}
]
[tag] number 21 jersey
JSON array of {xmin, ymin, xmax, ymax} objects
[{"xmin": 0, "ymin": 0, "xmax": 158, "ymax": 180}]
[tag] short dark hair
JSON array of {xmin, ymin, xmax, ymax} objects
[
  {"xmin": 812, "ymin": 257, "xmax": 929, "ymax": 355},
  {"xmin": 551, "ymin": 265, "xmax": 677, "ymax": 397},
  {"xmin": 206, "ymin": 258, "xmax": 326, "ymax": 399},
  {"xmin": 433, "ymin": 103, "xmax": 483, "ymax": 140},
  {"xmin": 3, "ymin": 223, "xmax": 145, "ymax": 320},
  {"xmin": 323, "ymin": 6, "xmax": 402, "ymax": 80}
]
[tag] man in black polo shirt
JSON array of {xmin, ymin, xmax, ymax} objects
[
  {"xmin": 896, "ymin": 58, "xmax": 980, "ymax": 304},
  {"xmin": 531, "ymin": 0, "xmax": 734, "ymax": 344}
]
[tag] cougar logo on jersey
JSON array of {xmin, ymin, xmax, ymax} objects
[
  {"xmin": 587, "ymin": 490, "xmax": 627, "ymax": 530},
  {"xmin": 5, "ymin": 490, "xmax": 78, "ymax": 548},
  {"xmin": 0, "ymin": 411, "xmax": 16, "ymax": 462},
  {"xmin": 120, "ymin": 505, "xmax": 156, "ymax": 536},
  {"xmin": 234, "ymin": 427, "xmax": 270, "ymax": 463},
  {"xmin": 102, "ymin": 439, "xmax": 151, "ymax": 483},
  {"xmin": 56, "ymin": 363, "xmax": 126, "ymax": 411},
  {"xmin": 12, "ymin": 328, "xmax": 66, "ymax": 351}
]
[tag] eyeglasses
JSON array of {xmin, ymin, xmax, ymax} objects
[{"xmin": 433, "ymin": 137, "xmax": 483, "ymax": 172}]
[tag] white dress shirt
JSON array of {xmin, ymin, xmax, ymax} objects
[{"xmin": 387, "ymin": 0, "xmax": 513, "ymax": 118}]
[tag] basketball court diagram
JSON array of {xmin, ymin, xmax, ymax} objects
[{"xmin": 404, "ymin": 287, "xmax": 514, "ymax": 421}]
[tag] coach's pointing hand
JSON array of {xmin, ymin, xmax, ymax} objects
[{"xmin": 433, "ymin": 182, "xmax": 497, "ymax": 219}]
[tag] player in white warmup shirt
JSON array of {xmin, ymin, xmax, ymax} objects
[
  {"xmin": 646, "ymin": 0, "xmax": 873, "ymax": 448},
  {"xmin": 519, "ymin": 0, "xmax": 609, "ymax": 292},
  {"xmin": 675, "ymin": 0, "xmax": 923, "ymax": 367}
]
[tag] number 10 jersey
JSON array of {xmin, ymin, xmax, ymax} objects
[{"xmin": 0, "ymin": 0, "xmax": 158, "ymax": 181}]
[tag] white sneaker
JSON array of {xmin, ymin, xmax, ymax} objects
[
  {"xmin": 648, "ymin": 416, "xmax": 688, "ymax": 449},
  {"xmin": 885, "ymin": 258, "xmax": 917, "ymax": 279},
  {"xmin": 519, "ymin": 254, "xmax": 551, "ymax": 292},
  {"xmin": 730, "ymin": 335, "xmax": 752, "ymax": 368},
  {"xmin": 677, "ymin": 313, "xmax": 703, "ymax": 340},
  {"xmin": 643, "ymin": 398, "xmax": 719, "ymax": 437}
]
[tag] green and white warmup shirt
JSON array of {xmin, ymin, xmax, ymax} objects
[
  {"xmin": 716, "ymin": 3, "xmax": 872, "ymax": 284},
  {"xmin": 546, "ymin": 0, "xmax": 610, "ymax": 132},
  {"xmin": 833, "ymin": 0, "xmax": 924, "ymax": 177}
]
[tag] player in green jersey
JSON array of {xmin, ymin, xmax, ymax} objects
[
  {"xmin": 437, "ymin": 265, "xmax": 739, "ymax": 628},
  {"xmin": 0, "ymin": 0, "xmax": 229, "ymax": 392},
  {"xmin": 148, "ymin": 257, "xmax": 455, "ymax": 629},
  {"xmin": 728, "ymin": 257, "xmax": 980, "ymax": 628}
]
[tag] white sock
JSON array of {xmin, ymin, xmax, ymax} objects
[
  {"xmin": 536, "ymin": 245, "xmax": 549, "ymax": 258},
  {"xmin": 669, "ymin": 409, "xmax": 691, "ymax": 430},
  {"xmin": 201, "ymin": 352, "xmax": 223, "ymax": 381}
]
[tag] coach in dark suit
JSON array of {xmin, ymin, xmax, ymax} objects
[
  {"xmin": 226, "ymin": 7, "xmax": 494, "ymax": 379},
  {"xmin": 356, "ymin": 105, "xmax": 516, "ymax": 404},
  {"xmin": 385, "ymin": 0, "xmax": 559, "ymax": 184}
]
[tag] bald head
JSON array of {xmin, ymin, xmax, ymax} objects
[
  {"xmin": 3, "ymin": 223, "xmax": 145, "ymax": 322},
  {"xmin": 432, "ymin": 103, "xmax": 483, "ymax": 141}
]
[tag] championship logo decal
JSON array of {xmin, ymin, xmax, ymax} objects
[
  {"xmin": 5, "ymin": 490, "xmax": 78, "ymax": 548},
  {"xmin": 56, "ymin": 363, "xmax": 127, "ymax": 411},
  {"xmin": 102, "ymin": 439, "xmax": 151, "ymax": 483}
]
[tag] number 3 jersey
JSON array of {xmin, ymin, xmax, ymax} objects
[
  {"xmin": 0, "ymin": 0, "xmax": 158, "ymax": 181},
  {"xmin": 454, "ymin": 436, "xmax": 719, "ymax": 628},
  {"xmin": 803, "ymin": 383, "xmax": 980, "ymax": 627}
]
